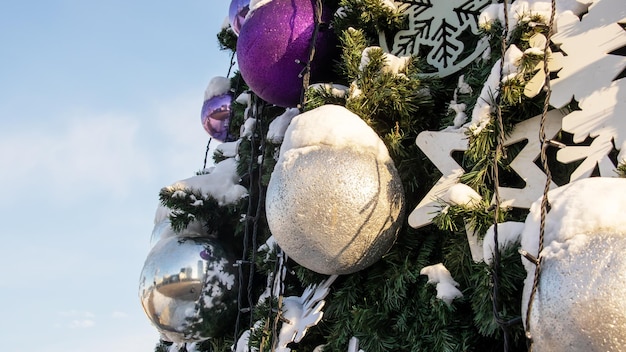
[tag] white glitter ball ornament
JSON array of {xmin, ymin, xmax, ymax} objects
[
  {"xmin": 521, "ymin": 177, "xmax": 626, "ymax": 351},
  {"xmin": 266, "ymin": 105, "xmax": 404, "ymax": 275}
]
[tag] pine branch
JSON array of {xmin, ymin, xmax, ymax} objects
[
  {"xmin": 304, "ymin": 84, "xmax": 348, "ymax": 111},
  {"xmin": 618, "ymin": 162, "xmax": 626, "ymax": 178},
  {"xmin": 333, "ymin": 0, "xmax": 405, "ymax": 38},
  {"xmin": 166, "ymin": 2, "xmax": 570, "ymax": 352},
  {"xmin": 339, "ymin": 28, "xmax": 369, "ymax": 81},
  {"xmin": 158, "ymin": 186, "xmax": 241, "ymax": 237},
  {"xmin": 217, "ymin": 27, "xmax": 238, "ymax": 52},
  {"xmin": 469, "ymin": 246, "xmax": 525, "ymax": 346}
]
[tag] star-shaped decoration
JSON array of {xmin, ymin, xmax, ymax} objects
[
  {"xmin": 409, "ymin": 109, "xmax": 566, "ymax": 229},
  {"xmin": 409, "ymin": 130, "xmax": 469, "ymax": 228},
  {"xmin": 495, "ymin": 110, "xmax": 564, "ymax": 209}
]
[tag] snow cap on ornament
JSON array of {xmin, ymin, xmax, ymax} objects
[
  {"xmin": 266, "ymin": 104, "xmax": 405, "ymax": 275},
  {"xmin": 236, "ymin": 0, "xmax": 338, "ymax": 107},
  {"xmin": 162, "ymin": 158, "xmax": 248, "ymax": 207},
  {"xmin": 150, "ymin": 157, "xmax": 248, "ymax": 245},
  {"xmin": 139, "ymin": 159, "xmax": 249, "ymax": 342},
  {"xmin": 520, "ymin": 177, "xmax": 626, "ymax": 351},
  {"xmin": 149, "ymin": 216, "xmax": 207, "ymax": 247},
  {"xmin": 150, "ymin": 184, "xmax": 221, "ymax": 246},
  {"xmin": 201, "ymin": 76, "xmax": 233, "ymax": 142}
]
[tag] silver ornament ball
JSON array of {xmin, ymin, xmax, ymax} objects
[
  {"xmin": 266, "ymin": 147, "xmax": 404, "ymax": 275},
  {"xmin": 150, "ymin": 219, "xmax": 175, "ymax": 246},
  {"xmin": 524, "ymin": 233, "xmax": 626, "ymax": 351},
  {"xmin": 150, "ymin": 219, "xmax": 208, "ymax": 247},
  {"xmin": 139, "ymin": 236, "xmax": 238, "ymax": 343}
]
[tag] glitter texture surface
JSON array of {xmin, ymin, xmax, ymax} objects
[
  {"xmin": 236, "ymin": 0, "xmax": 337, "ymax": 107},
  {"xmin": 521, "ymin": 178, "xmax": 626, "ymax": 351},
  {"xmin": 266, "ymin": 147, "xmax": 405, "ymax": 275},
  {"xmin": 526, "ymin": 233, "xmax": 626, "ymax": 351}
]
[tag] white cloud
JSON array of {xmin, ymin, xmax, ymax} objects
[
  {"xmin": 111, "ymin": 311, "xmax": 129, "ymax": 319},
  {"xmin": 0, "ymin": 113, "xmax": 152, "ymax": 200},
  {"xmin": 59, "ymin": 310, "xmax": 96, "ymax": 318},
  {"xmin": 0, "ymin": 91, "xmax": 213, "ymax": 204},
  {"xmin": 69, "ymin": 319, "xmax": 96, "ymax": 329},
  {"xmin": 55, "ymin": 310, "xmax": 97, "ymax": 329}
]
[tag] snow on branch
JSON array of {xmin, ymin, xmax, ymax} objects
[{"xmin": 420, "ymin": 263, "xmax": 463, "ymax": 305}]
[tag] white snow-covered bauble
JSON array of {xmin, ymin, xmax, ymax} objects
[
  {"xmin": 266, "ymin": 105, "xmax": 405, "ymax": 275},
  {"xmin": 139, "ymin": 236, "xmax": 238, "ymax": 343},
  {"xmin": 521, "ymin": 177, "xmax": 626, "ymax": 351}
]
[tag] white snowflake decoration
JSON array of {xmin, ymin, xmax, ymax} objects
[
  {"xmin": 549, "ymin": 0, "xmax": 626, "ymax": 181},
  {"xmin": 275, "ymin": 276, "xmax": 338, "ymax": 352},
  {"xmin": 549, "ymin": 0, "xmax": 626, "ymax": 109},
  {"xmin": 379, "ymin": 0, "xmax": 491, "ymax": 77},
  {"xmin": 523, "ymin": 33, "xmax": 564, "ymax": 98},
  {"xmin": 411, "ymin": 0, "xmax": 626, "ymax": 231},
  {"xmin": 347, "ymin": 337, "xmax": 365, "ymax": 352},
  {"xmin": 557, "ymin": 132, "xmax": 617, "ymax": 180}
]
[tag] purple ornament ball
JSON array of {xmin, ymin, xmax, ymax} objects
[
  {"xmin": 200, "ymin": 249, "xmax": 212, "ymax": 260},
  {"xmin": 228, "ymin": 0, "xmax": 250, "ymax": 35},
  {"xmin": 201, "ymin": 92, "xmax": 233, "ymax": 142},
  {"xmin": 236, "ymin": 0, "xmax": 337, "ymax": 108}
]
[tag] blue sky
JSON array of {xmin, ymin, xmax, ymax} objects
[{"xmin": 0, "ymin": 1, "xmax": 231, "ymax": 351}]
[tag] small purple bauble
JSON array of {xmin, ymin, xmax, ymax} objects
[
  {"xmin": 236, "ymin": 0, "xmax": 337, "ymax": 107},
  {"xmin": 200, "ymin": 249, "xmax": 212, "ymax": 260},
  {"xmin": 201, "ymin": 92, "xmax": 233, "ymax": 141},
  {"xmin": 228, "ymin": 0, "xmax": 250, "ymax": 35}
]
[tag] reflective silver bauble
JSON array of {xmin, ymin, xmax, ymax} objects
[
  {"xmin": 524, "ymin": 233, "xmax": 626, "ymax": 351},
  {"xmin": 139, "ymin": 236, "xmax": 238, "ymax": 343},
  {"xmin": 150, "ymin": 219, "xmax": 175, "ymax": 246},
  {"xmin": 266, "ymin": 147, "xmax": 404, "ymax": 275},
  {"xmin": 149, "ymin": 219, "xmax": 207, "ymax": 247}
]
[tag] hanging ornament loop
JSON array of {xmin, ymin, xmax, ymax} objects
[
  {"xmin": 524, "ymin": 0, "xmax": 557, "ymax": 349},
  {"xmin": 490, "ymin": 0, "xmax": 517, "ymax": 350},
  {"xmin": 227, "ymin": 50, "xmax": 237, "ymax": 79},
  {"xmin": 202, "ymin": 138, "xmax": 213, "ymax": 171},
  {"xmin": 233, "ymin": 93, "xmax": 269, "ymax": 340},
  {"xmin": 269, "ymin": 250, "xmax": 287, "ymax": 351},
  {"xmin": 298, "ymin": 0, "xmax": 324, "ymax": 111},
  {"xmin": 518, "ymin": 248, "xmax": 539, "ymax": 266}
]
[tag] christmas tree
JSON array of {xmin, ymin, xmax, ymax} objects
[{"xmin": 139, "ymin": 0, "xmax": 626, "ymax": 351}]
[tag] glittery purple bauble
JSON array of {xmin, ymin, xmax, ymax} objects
[
  {"xmin": 236, "ymin": 0, "xmax": 337, "ymax": 107},
  {"xmin": 201, "ymin": 92, "xmax": 233, "ymax": 142},
  {"xmin": 228, "ymin": 0, "xmax": 250, "ymax": 35}
]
